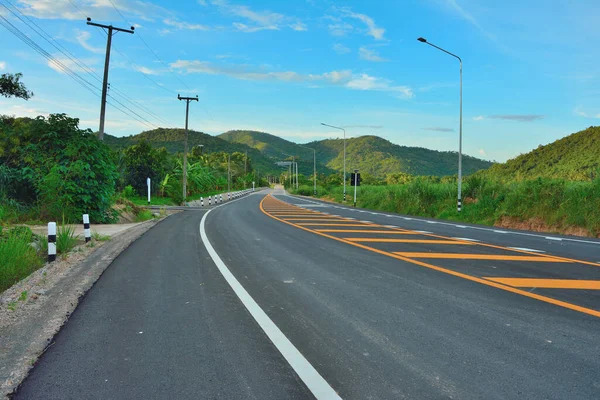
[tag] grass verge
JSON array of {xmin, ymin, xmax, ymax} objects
[{"xmin": 0, "ymin": 228, "xmax": 43, "ymax": 292}]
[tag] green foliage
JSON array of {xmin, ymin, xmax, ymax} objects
[
  {"xmin": 121, "ymin": 140, "xmax": 168, "ymax": 196},
  {"xmin": 481, "ymin": 126, "xmax": 600, "ymax": 181},
  {"xmin": 122, "ymin": 185, "xmax": 136, "ymax": 199},
  {"xmin": 0, "ymin": 72, "xmax": 33, "ymax": 100},
  {"xmin": 0, "ymin": 114, "xmax": 119, "ymax": 223},
  {"xmin": 0, "ymin": 228, "xmax": 42, "ymax": 292},
  {"xmin": 135, "ymin": 209, "xmax": 154, "ymax": 222},
  {"xmin": 56, "ymin": 223, "xmax": 78, "ymax": 254},
  {"xmin": 91, "ymin": 230, "xmax": 111, "ymax": 241},
  {"xmin": 312, "ymin": 177, "xmax": 600, "ymax": 236}
]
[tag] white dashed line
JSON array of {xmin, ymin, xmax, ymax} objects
[
  {"xmin": 508, "ymin": 247, "xmax": 545, "ymax": 253},
  {"xmin": 452, "ymin": 237, "xmax": 480, "ymax": 242}
]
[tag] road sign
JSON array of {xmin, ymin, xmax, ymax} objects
[{"xmin": 350, "ymin": 173, "xmax": 361, "ymax": 186}]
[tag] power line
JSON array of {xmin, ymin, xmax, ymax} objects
[
  {"xmin": 0, "ymin": 14, "xmax": 157, "ymax": 130},
  {"xmin": 2, "ymin": 0, "xmax": 168, "ymax": 128}
]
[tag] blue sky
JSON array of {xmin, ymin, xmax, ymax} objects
[{"xmin": 1, "ymin": 0, "xmax": 599, "ymax": 162}]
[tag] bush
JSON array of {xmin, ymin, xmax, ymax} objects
[
  {"xmin": 122, "ymin": 185, "xmax": 136, "ymax": 200},
  {"xmin": 0, "ymin": 229, "xmax": 42, "ymax": 292}
]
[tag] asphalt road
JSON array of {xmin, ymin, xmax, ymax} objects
[{"xmin": 15, "ymin": 189, "xmax": 600, "ymax": 399}]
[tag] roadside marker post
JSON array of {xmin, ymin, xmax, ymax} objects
[
  {"xmin": 351, "ymin": 169, "xmax": 360, "ymax": 207},
  {"xmin": 48, "ymin": 222, "xmax": 56, "ymax": 262},
  {"xmin": 209, "ymin": 196, "xmax": 212, "ymax": 206},
  {"xmin": 83, "ymin": 214, "xmax": 91, "ymax": 243},
  {"xmin": 220, "ymin": 194, "xmax": 223, "ymax": 203},
  {"xmin": 252, "ymin": 181, "xmax": 255, "ymax": 191},
  {"xmin": 147, "ymin": 177, "xmax": 151, "ymax": 205},
  {"xmin": 201, "ymin": 197, "xmax": 204, "ymax": 207}
]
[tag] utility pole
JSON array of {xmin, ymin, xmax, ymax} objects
[
  {"xmin": 177, "ymin": 94, "xmax": 198, "ymax": 205},
  {"xmin": 86, "ymin": 18, "xmax": 134, "ymax": 141}
]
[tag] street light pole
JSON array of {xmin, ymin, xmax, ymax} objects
[
  {"xmin": 417, "ymin": 37, "xmax": 463, "ymax": 212},
  {"xmin": 177, "ymin": 94, "xmax": 198, "ymax": 205},
  {"xmin": 298, "ymin": 144, "xmax": 316, "ymax": 196},
  {"xmin": 321, "ymin": 123, "xmax": 347, "ymax": 202}
]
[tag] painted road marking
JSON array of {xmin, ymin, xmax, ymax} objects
[
  {"xmin": 451, "ymin": 237, "xmax": 481, "ymax": 242},
  {"xmin": 263, "ymin": 195, "xmax": 600, "ymax": 318},
  {"xmin": 413, "ymin": 230, "xmax": 432, "ymax": 234},
  {"xmin": 545, "ymin": 237, "xmax": 563, "ymax": 241},
  {"xmin": 345, "ymin": 238, "xmax": 476, "ymax": 244},
  {"xmin": 493, "ymin": 230, "xmax": 507, "ymax": 234},
  {"xmin": 199, "ymin": 211, "xmax": 341, "ymax": 400},
  {"xmin": 455, "ymin": 225, "xmax": 467, "ymax": 228},
  {"xmin": 360, "ymin": 221, "xmax": 373, "ymax": 224},
  {"xmin": 485, "ymin": 278, "xmax": 600, "ymax": 289},
  {"xmin": 383, "ymin": 225, "xmax": 399, "ymax": 228},
  {"xmin": 286, "ymin": 194, "xmax": 600, "ymax": 246},
  {"xmin": 426, "ymin": 221, "xmax": 437, "ymax": 224},
  {"xmin": 508, "ymin": 247, "xmax": 545, "ymax": 253},
  {"xmin": 284, "ymin": 219, "xmax": 349, "ymax": 222},
  {"xmin": 297, "ymin": 223, "xmax": 376, "ymax": 227},
  {"xmin": 316, "ymin": 230, "xmax": 418, "ymax": 234},
  {"xmin": 394, "ymin": 253, "xmax": 569, "ymax": 262}
]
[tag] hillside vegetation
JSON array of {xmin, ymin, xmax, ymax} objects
[
  {"xmin": 219, "ymin": 130, "xmax": 493, "ymax": 178},
  {"xmin": 105, "ymin": 128, "xmax": 281, "ymax": 174},
  {"xmin": 481, "ymin": 126, "xmax": 600, "ymax": 181}
]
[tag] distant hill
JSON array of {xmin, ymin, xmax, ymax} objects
[
  {"xmin": 105, "ymin": 128, "xmax": 282, "ymax": 174},
  {"xmin": 481, "ymin": 126, "xmax": 600, "ymax": 181},
  {"xmin": 219, "ymin": 130, "xmax": 493, "ymax": 177}
]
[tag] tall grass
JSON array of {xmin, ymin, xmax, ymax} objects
[
  {"xmin": 56, "ymin": 223, "xmax": 78, "ymax": 254},
  {"xmin": 292, "ymin": 177, "xmax": 600, "ymax": 236},
  {"xmin": 0, "ymin": 229, "xmax": 43, "ymax": 292}
]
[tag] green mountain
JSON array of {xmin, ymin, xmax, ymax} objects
[
  {"xmin": 105, "ymin": 128, "xmax": 282, "ymax": 174},
  {"xmin": 481, "ymin": 126, "xmax": 600, "ymax": 181},
  {"xmin": 219, "ymin": 130, "xmax": 493, "ymax": 177}
]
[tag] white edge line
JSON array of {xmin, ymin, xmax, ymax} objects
[
  {"xmin": 452, "ymin": 237, "xmax": 480, "ymax": 242},
  {"xmin": 508, "ymin": 247, "xmax": 545, "ymax": 253},
  {"xmin": 545, "ymin": 237, "xmax": 563, "ymax": 241},
  {"xmin": 200, "ymin": 209, "xmax": 341, "ymax": 400},
  {"xmin": 283, "ymin": 194, "xmax": 600, "ymax": 246}
]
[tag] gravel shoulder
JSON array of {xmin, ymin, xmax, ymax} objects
[{"xmin": 0, "ymin": 218, "xmax": 161, "ymax": 399}]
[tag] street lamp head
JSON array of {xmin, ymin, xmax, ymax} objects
[
  {"xmin": 417, "ymin": 37, "xmax": 427, "ymax": 43},
  {"xmin": 87, "ymin": 17, "xmax": 91, "ymax": 22},
  {"xmin": 131, "ymin": 26, "xmax": 135, "ymax": 31}
]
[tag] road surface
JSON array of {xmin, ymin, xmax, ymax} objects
[{"xmin": 14, "ymin": 189, "xmax": 600, "ymax": 399}]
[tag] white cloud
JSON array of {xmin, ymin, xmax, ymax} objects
[
  {"xmin": 333, "ymin": 43, "xmax": 351, "ymax": 54},
  {"xmin": 328, "ymin": 22, "xmax": 354, "ymax": 37},
  {"xmin": 574, "ymin": 107, "xmax": 600, "ymax": 119},
  {"xmin": 0, "ymin": 61, "xmax": 6, "ymax": 70},
  {"xmin": 158, "ymin": 29, "xmax": 172, "ymax": 36},
  {"xmin": 479, "ymin": 148, "xmax": 486, "ymax": 156},
  {"xmin": 438, "ymin": 0, "xmax": 496, "ymax": 41},
  {"xmin": 473, "ymin": 115, "xmax": 485, "ymax": 121},
  {"xmin": 170, "ymin": 60, "xmax": 412, "ymax": 97},
  {"xmin": 163, "ymin": 18, "xmax": 210, "ymax": 31},
  {"xmin": 233, "ymin": 22, "xmax": 278, "ymax": 32},
  {"xmin": 16, "ymin": 0, "xmax": 169, "ymax": 22},
  {"xmin": 134, "ymin": 66, "xmax": 161, "ymax": 75},
  {"xmin": 359, "ymin": 47, "xmax": 386, "ymax": 62},
  {"xmin": 289, "ymin": 22, "xmax": 307, "ymax": 31},
  {"xmin": 75, "ymin": 30, "xmax": 104, "ymax": 54},
  {"xmin": 47, "ymin": 55, "xmax": 96, "ymax": 74},
  {"xmin": 340, "ymin": 8, "xmax": 385, "ymax": 40}
]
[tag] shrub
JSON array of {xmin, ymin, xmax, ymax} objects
[{"xmin": 122, "ymin": 185, "xmax": 136, "ymax": 200}]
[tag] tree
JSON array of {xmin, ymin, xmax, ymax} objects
[
  {"xmin": 0, "ymin": 73, "xmax": 33, "ymax": 100},
  {"xmin": 122, "ymin": 141, "xmax": 168, "ymax": 196}
]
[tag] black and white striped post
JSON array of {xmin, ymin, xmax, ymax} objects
[
  {"xmin": 83, "ymin": 214, "xmax": 91, "ymax": 243},
  {"xmin": 219, "ymin": 194, "xmax": 223, "ymax": 203},
  {"xmin": 48, "ymin": 222, "xmax": 56, "ymax": 262},
  {"xmin": 457, "ymin": 198, "xmax": 462, "ymax": 213},
  {"xmin": 201, "ymin": 197, "xmax": 204, "ymax": 207},
  {"xmin": 209, "ymin": 195, "xmax": 212, "ymax": 206}
]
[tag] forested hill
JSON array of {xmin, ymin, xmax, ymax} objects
[
  {"xmin": 104, "ymin": 128, "xmax": 281, "ymax": 174},
  {"xmin": 481, "ymin": 126, "xmax": 600, "ymax": 181},
  {"xmin": 219, "ymin": 130, "xmax": 494, "ymax": 177}
]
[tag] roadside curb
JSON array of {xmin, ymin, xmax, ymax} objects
[{"xmin": 0, "ymin": 218, "xmax": 162, "ymax": 399}]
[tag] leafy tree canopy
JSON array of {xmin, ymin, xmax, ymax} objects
[{"xmin": 0, "ymin": 73, "xmax": 33, "ymax": 100}]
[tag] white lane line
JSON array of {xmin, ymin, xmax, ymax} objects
[
  {"xmin": 452, "ymin": 237, "xmax": 480, "ymax": 242},
  {"xmin": 384, "ymin": 225, "xmax": 398, "ymax": 228},
  {"xmin": 200, "ymin": 211, "xmax": 341, "ymax": 400},
  {"xmin": 360, "ymin": 220, "xmax": 373, "ymax": 224},
  {"xmin": 426, "ymin": 221, "xmax": 437, "ymax": 224},
  {"xmin": 414, "ymin": 230, "xmax": 432, "ymax": 234},
  {"xmin": 545, "ymin": 237, "xmax": 563, "ymax": 241},
  {"xmin": 455, "ymin": 225, "xmax": 467, "ymax": 228},
  {"xmin": 508, "ymin": 247, "xmax": 545, "ymax": 253},
  {"xmin": 284, "ymin": 194, "xmax": 600, "ymax": 246}
]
